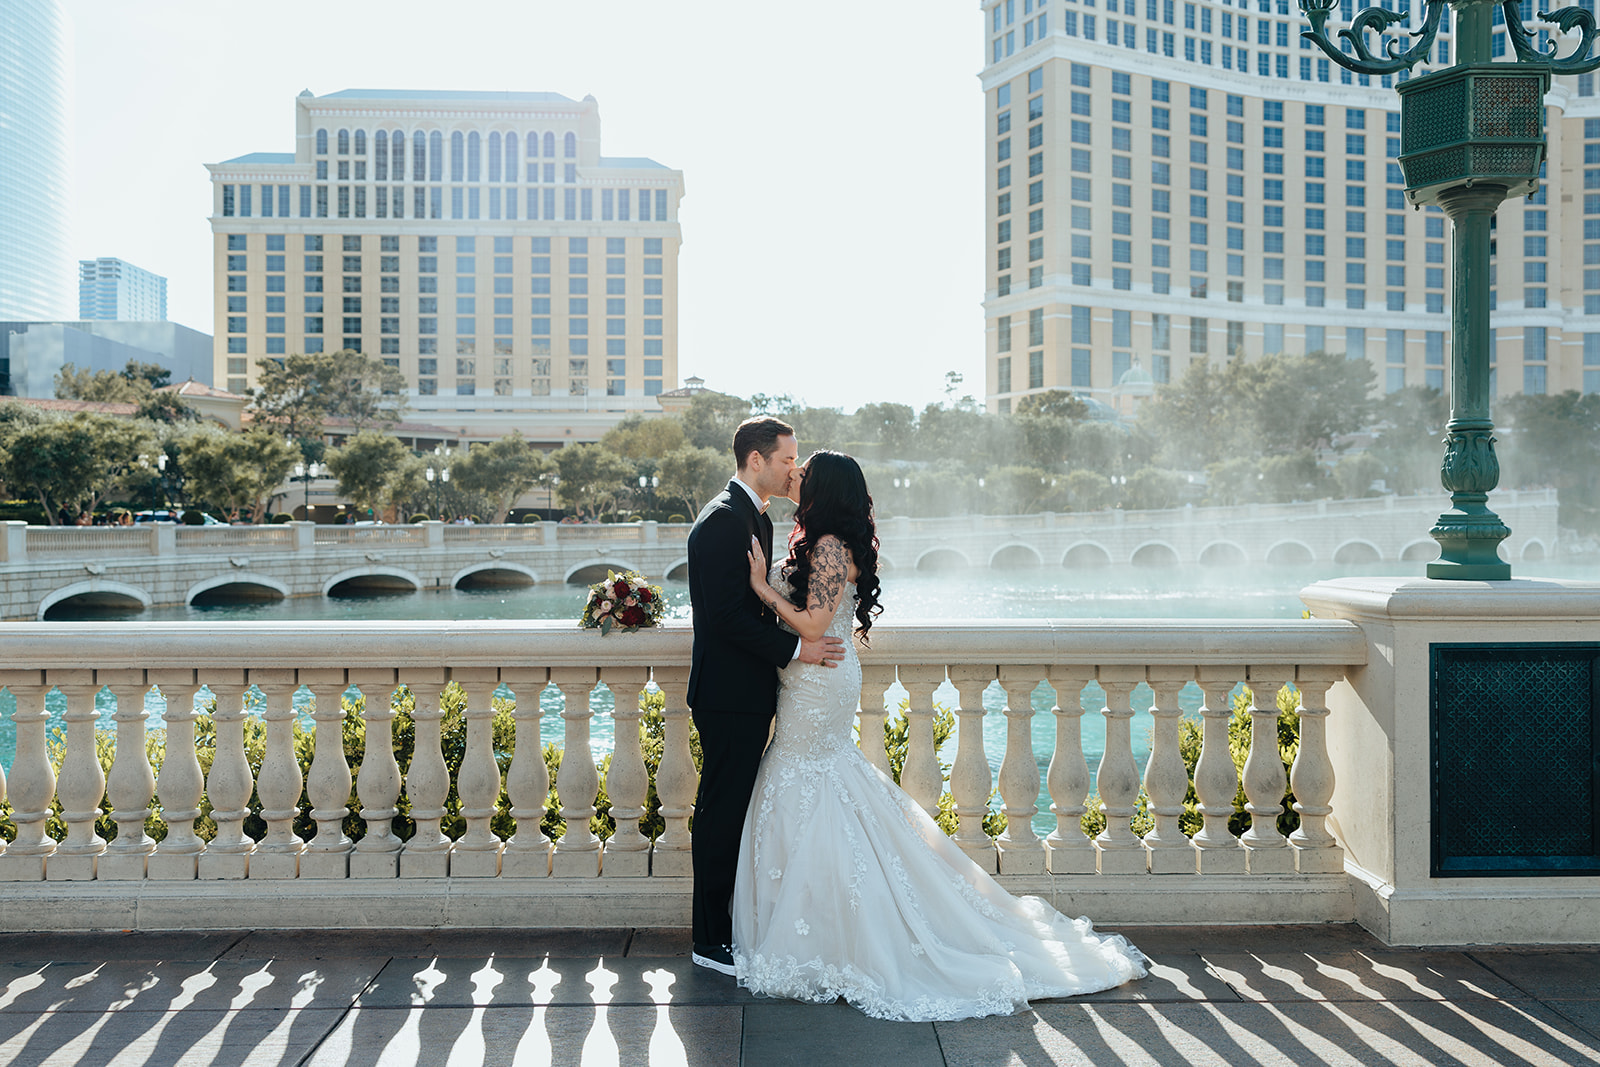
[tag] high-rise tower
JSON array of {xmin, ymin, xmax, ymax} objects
[
  {"xmin": 0, "ymin": 1, "xmax": 73, "ymax": 321},
  {"xmin": 79, "ymin": 258, "xmax": 169, "ymax": 321}
]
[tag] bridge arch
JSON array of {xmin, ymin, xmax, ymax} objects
[
  {"xmin": 186, "ymin": 573, "xmax": 289, "ymax": 606},
  {"xmin": 322, "ymin": 567, "xmax": 422, "ymax": 597},
  {"xmin": 665, "ymin": 556, "xmax": 689, "ymax": 582},
  {"xmin": 452, "ymin": 561, "xmax": 537, "ymax": 589},
  {"xmin": 877, "ymin": 553, "xmax": 895, "ymax": 572},
  {"xmin": 1130, "ymin": 541, "xmax": 1180, "ymax": 567},
  {"xmin": 1521, "ymin": 538, "xmax": 1548, "ymax": 562},
  {"xmin": 566, "ymin": 559, "xmax": 644, "ymax": 585},
  {"xmin": 915, "ymin": 547, "xmax": 970, "ymax": 572},
  {"xmin": 1332, "ymin": 539, "xmax": 1382, "ymax": 565},
  {"xmin": 1399, "ymin": 539, "xmax": 1439, "ymax": 562},
  {"xmin": 1062, "ymin": 542, "xmax": 1112, "ymax": 568},
  {"xmin": 1198, "ymin": 541, "xmax": 1248, "ymax": 567},
  {"xmin": 990, "ymin": 542, "xmax": 1044, "ymax": 570},
  {"xmin": 39, "ymin": 580, "xmax": 151, "ymax": 620},
  {"xmin": 1265, "ymin": 540, "xmax": 1315, "ymax": 565}
]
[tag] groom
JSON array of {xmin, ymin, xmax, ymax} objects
[{"xmin": 686, "ymin": 416, "xmax": 844, "ymax": 976}]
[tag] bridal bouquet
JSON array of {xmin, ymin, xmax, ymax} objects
[{"xmin": 580, "ymin": 570, "xmax": 665, "ymax": 634}]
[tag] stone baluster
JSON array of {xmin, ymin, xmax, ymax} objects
[
  {"xmin": 148, "ymin": 673, "xmax": 204, "ymax": 880},
  {"xmin": 501, "ymin": 668, "xmax": 551, "ymax": 877},
  {"xmin": 451, "ymin": 669, "xmax": 505, "ymax": 877},
  {"xmin": 0, "ymin": 677, "xmax": 53, "ymax": 880},
  {"xmin": 856, "ymin": 666, "xmax": 897, "ymax": 775},
  {"xmin": 301, "ymin": 672, "xmax": 354, "ymax": 878},
  {"xmin": 1092, "ymin": 671, "xmax": 1146, "ymax": 875},
  {"xmin": 995, "ymin": 667, "xmax": 1046, "ymax": 874},
  {"xmin": 897, "ymin": 666, "xmax": 945, "ymax": 817},
  {"xmin": 1143, "ymin": 668, "xmax": 1195, "ymax": 874},
  {"xmin": 1240, "ymin": 670, "xmax": 1293, "ymax": 874},
  {"xmin": 947, "ymin": 666, "xmax": 998, "ymax": 872},
  {"xmin": 601, "ymin": 668, "xmax": 651, "ymax": 877},
  {"xmin": 650, "ymin": 667, "xmax": 696, "ymax": 877},
  {"xmin": 399, "ymin": 670, "xmax": 451, "ymax": 877},
  {"xmin": 251, "ymin": 674, "xmax": 304, "ymax": 878},
  {"xmin": 1288, "ymin": 669, "xmax": 1345, "ymax": 874},
  {"xmin": 1043, "ymin": 668, "xmax": 1095, "ymax": 874},
  {"xmin": 1191, "ymin": 669, "xmax": 1246, "ymax": 875},
  {"xmin": 100, "ymin": 673, "xmax": 157, "ymax": 880},
  {"xmin": 349, "ymin": 670, "xmax": 402, "ymax": 878},
  {"xmin": 551, "ymin": 669, "xmax": 602, "ymax": 875},
  {"xmin": 50, "ymin": 676, "xmax": 106, "ymax": 880},
  {"xmin": 201, "ymin": 674, "xmax": 256, "ymax": 879}
]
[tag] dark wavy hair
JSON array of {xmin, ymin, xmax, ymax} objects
[{"xmin": 780, "ymin": 450, "xmax": 883, "ymax": 641}]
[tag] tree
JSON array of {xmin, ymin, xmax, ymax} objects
[
  {"xmin": 852, "ymin": 402, "xmax": 917, "ymax": 456},
  {"xmin": 1014, "ymin": 389, "xmax": 1089, "ymax": 421},
  {"xmin": 1501, "ymin": 390, "xmax": 1600, "ymax": 532},
  {"xmin": 1063, "ymin": 468, "xmax": 1115, "ymax": 511},
  {"xmin": 2, "ymin": 414, "xmax": 154, "ymax": 522},
  {"xmin": 1122, "ymin": 467, "xmax": 1186, "ymax": 511},
  {"xmin": 679, "ymin": 392, "xmax": 751, "ymax": 452},
  {"xmin": 178, "ymin": 427, "xmax": 298, "ymax": 522},
  {"xmin": 451, "ymin": 432, "xmax": 553, "ymax": 523},
  {"xmin": 325, "ymin": 430, "xmax": 411, "ymax": 518},
  {"xmin": 550, "ymin": 443, "xmax": 635, "ymax": 516},
  {"xmin": 53, "ymin": 358, "xmax": 174, "ymax": 404},
  {"xmin": 655, "ymin": 444, "xmax": 729, "ymax": 516},
  {"xmin": 249, "ymin": 350, "xmax": 407, "ymax": 440},
  {"xmin": 134, "ymin": 391, "xmax": 202, "ymax": 425},
  {"xmin": 1366, "ymin": 386, "xmax": 1449, "ymax": 496},
  {"xmin": 599, "ymin": 413, "xmax": 686, "ymax": 461}
]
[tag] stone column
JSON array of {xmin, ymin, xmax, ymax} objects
[
  {"xmin": 398, "ymin": 670, "xmax": 451, "ymax": 878},
  {"xmin": 551, "ymin": 668, "xmax": 601, "ymax": 876},
  {"xmin": 1239, "ymin": 670, "xmax": 1293, "ymax": 874},
  {"xmin": 100, "ymin": 673, "xmax": 157, "ymax": 880},
  {"xmin": 856, "ymin": 666, "xmax": 897, "ymax": 776},
  {"xmin": 1143, "ymin": 668, "xmax": 1195, "ymax": 875},
  {"xmin": 600, "ymin": 667, "xmax": 651, "ymax": 877},
  {"xmin": 349, "ymin": 669, "xmax": 403, "ymax": 878},
  {"xmin": 199, "ymin": 673, "xmax": 255, "ymax": 879},
  {"xmin": 301, "ymin": 670, "xmax": 355, "ymax": 878},
  {"xmin": 650, "ymin": 666, "xmax": 696, "ymax": 878},
  {"xmin": 450, "ymin": 668, "xmax": 505, "ymax": 877},
  {"xmin": 947, "ymin": 666, "xmax": 998, "ymax": 873},
  {"xmin": 1191, "ymin": 668, "xmax": 1247, "ymax": 875},
  {"xmin": 501, "ymin": 667, "xmax": 551, "ymax": 878},
  {"xmin": 148, "ymin": 672, "xmax": 205, "ymax": 880},
  {"xmin": 48, "ymin": 676, "xmax": 106, "ymax": 881},
  {"xmin": 1043, "ymin": 667, "xmax": 1095, "ymax": 874},
  {"xmin": 250, "ymin": 674, "xmax": 305, "ymax": 878},
  {"xmin": 897, "ymin": 665, "xmax": 945, "ymax": 816},
  {"xmin": 995, "ymin": 667, "xmax": 1046, "ymax": 875},
  {"xmin": 1092, "ymin": 671, "xmax": 1146, "ymax": 876},
  {"xmin": 0, "ymin": 675, "xmax": 53, "ymax": 880}
]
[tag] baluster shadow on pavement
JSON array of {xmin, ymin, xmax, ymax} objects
[{"xmin": 0, "ymin": 924, "xmax": 1596, "ymax": 1065}]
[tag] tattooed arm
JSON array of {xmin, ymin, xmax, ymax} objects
[{"xmin": 747, "ymin": 534, "xmax": 855, "ymax": 642}]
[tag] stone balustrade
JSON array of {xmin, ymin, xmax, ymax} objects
[{"xmin": 0, "ymin": 618, "xmax": 1368, "ymax": 931}]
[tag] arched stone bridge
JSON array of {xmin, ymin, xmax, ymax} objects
[{"xmin": 0, "ymin": 490, "xmax": 1558, "ymax": 618}]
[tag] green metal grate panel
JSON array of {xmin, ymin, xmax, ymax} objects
[{"xmin": 1431, "ymin": 643, "xmax": 1600, "ymax": 876}]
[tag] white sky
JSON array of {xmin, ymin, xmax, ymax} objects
[{"xmin": 66, "ymin": 0, "xmax": 984, "ymax": 413}]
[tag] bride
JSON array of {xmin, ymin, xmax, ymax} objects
[{"xmin": 731, "ymin": 450, "xmax": 1147, "ymax": 1022}]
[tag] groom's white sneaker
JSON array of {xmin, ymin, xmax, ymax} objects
[{"xmin": 692, "ymin": 944, "xmax": 736, "ymax": 976}]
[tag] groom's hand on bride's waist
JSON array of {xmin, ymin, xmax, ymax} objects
[{"xmin": 797, "ymin": 635, "xmax": 846, "ymax": 667}]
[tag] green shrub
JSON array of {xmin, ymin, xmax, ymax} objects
[
  {"xmin": 180, "ymin": 509, "xmax": 205, "ymax": 525},
  {"xmin": 409, "ymin": 514, "xmax": 431, "ymax": 524},
  {"xmin": 270, "ymin": 513, "xmax": 294, "ymax": 524},
  {"xmin": 667, "ymin": 514, "xmax": 687, "ymax": 524}
]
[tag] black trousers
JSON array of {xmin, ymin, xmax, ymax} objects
[{"xmin": 690, "ymin": 706, "xmax": 774, "ymax": 949}]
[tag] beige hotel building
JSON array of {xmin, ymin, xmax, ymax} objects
[
  {"xmin": 983, "ymin": 0, "xmax": 1600, "ymax": 412},
  {"xmin": 207, "ymin": 89, "xmax": 684, "ymax": 442}
]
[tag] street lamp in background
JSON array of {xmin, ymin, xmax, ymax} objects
[
  {"xmin": 293, "ymin": 461, "xmax": 323, "ymax": 521},
  {"xmin": 139, "ymin": 453, "xmax": 170, "ymax": 509},
  {"xmin": 1299, "ymin": 0, "xmax": 1600, "ymax": 578},
  {"xmin": 425, "ymin": 464, "xmax": 451, "ymax": 519},
  {"xmin": 638, "ymin": 473, "xmax": 658, "ymax": 515}
]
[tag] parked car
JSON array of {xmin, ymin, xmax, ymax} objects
[{"xmin": 132, "ymin": 510, "xmax": 181, "ymax": 524}]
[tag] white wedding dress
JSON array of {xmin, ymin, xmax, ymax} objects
[{"xmin": 731, "ymin": 577, "xmax": 1148, "ymax": 1022}]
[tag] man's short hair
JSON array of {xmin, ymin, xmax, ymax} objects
[{"xmin": 733, "ymin": 416, "xmax": 795, "ymax": 470}]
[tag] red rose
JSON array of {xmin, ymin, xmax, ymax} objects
[
  {"xmin": 613, "ymin": 579, "xmax": 629, "ymax": 598},
  {"xmin": 621, "ymin": 606, "xmax": 646, "ymax": 626},
  {"xmin": 638, "ymin": 588, "xmax": 652, "ymax": 603}
]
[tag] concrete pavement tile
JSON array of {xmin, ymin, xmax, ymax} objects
[
  {"xmin": 1113, "ymin": 924, "xmax": 1383, "ymax": 955},
  {"xmin": 219, "ymin": 925, "xmax": 630, "ymax": 961},
  {"xmin": 0, "ymin": 958, "xmax": 378, "ymax": 1016},
  {"xmin": 626, "ymin": 926, "xmax": 693, "ymax": 956},
  {"xmin": 742, "ymin": 1001, "xmax": 943, "ymax": 1066},
  {"xmin": 0, "ymin": 1006, "xmax": 344, "ymax": 1067},
  {"xmin": 1069, "ymin": 952, "xmax": 1241, "ymax": 1003},
  {"xmin": 0, "ymin": 930, "xmax": 243, "ymax": 962},
  {"xmin": 1546, "ymin": 1001, "xmax": 1600, "ymax": 1040},
  {"xmin": 355, "ymin": 955, "xmax": 755, "ymax": 1008},
  {"xmin": 1201, "ymin": 950, "xmax": 1528, "ymax": 1003},
  {"xmin": 302, "ymin": 1004, "xmax": 743, "ymax": 1067},
  {"xmin": 1467, "ymin": 950, "xmax": 1600, "ymax": 1001},
  {"xmin": 940, "ymin": 999, "xmax": 1600, "ymax": 1067}
]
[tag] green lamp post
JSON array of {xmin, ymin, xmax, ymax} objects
[{"xmin": 1301, "ymin": 0, "xmax": 1600, "ymax": 579}]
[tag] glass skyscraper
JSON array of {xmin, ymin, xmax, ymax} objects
[{"xmin": 0, "ymin": 1, "xmax": 72, "ymax": 321}]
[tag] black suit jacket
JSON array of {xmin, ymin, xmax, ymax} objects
[{"xmin": 686, "ymin": 480, "xmax": 797, "ymax": 712}]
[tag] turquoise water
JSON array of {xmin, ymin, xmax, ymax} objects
[{"xmin": 7, "ymin": 561, "xmax": 1598, "ymax": 834}]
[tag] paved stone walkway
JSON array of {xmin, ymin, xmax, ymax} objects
[{"xmin": 0, "ymin": 924, "xmax": 1595, "ymax": 1065}]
